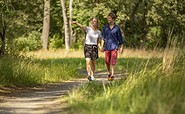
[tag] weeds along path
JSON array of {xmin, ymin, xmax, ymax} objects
[{"xmin": 0, "ymin": 71, "xmax": 124, "ymax": 114}]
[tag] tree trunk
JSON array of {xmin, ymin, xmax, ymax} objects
[
  {"xmin": 140, "ymin": 1, "xmax": 149, "ymax": 49},
  {"xmin": 0, "ymin": 14, "xmax": 6, "ymax": 56},
  {"xmin": 41, "ymin": 0, "xmax": 50, "ymax": 50},
  {"xmin": 60, "ymin": 0, "xmax": 70, "ymax": 50},
  {"xmin": 130, "ymin": 0, "xmax": 142, "ymax": 21},
  {"xmin": 69, "ymin": 0, "xmax": 73, "ymax": 45},
  {"xmin": 0, "ymin": 27, "xmax": 6, "ymax": 56}
]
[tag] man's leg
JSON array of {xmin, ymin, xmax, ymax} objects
[
  {"xmin": 111, "ymin": 49, "xmax": 118, "ymax": 76},
  {"xmin": 105, "ymin": 51, "xmax": 111, "ymax": 75},
  {"xmin": 111, "ymin": 65, "xmax": 115, "ymax": 76}
]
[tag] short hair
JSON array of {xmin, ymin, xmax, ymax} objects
[{"xmin": 108, "ymin": 12, "xmax": 117, "ymax": 20}]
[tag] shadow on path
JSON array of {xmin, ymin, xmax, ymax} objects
[{"xmin": 0, "ymin": 79, "xmax": 87, "ymax": 114}]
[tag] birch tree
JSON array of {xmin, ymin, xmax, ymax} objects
[
  {"xmin": 60, "ymin": 0, "xmax": 70, "ymax": 50},
  {"xmin": 41, "ymin": 0, "xmax": 50, "ymax": 50},
  {"xmin": 69, "ymin": 0, "xmax": 73, "ymax": 45}
]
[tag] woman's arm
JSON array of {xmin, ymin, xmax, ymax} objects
[{"xmin": 72, "ymin": 21, "xmax": 86, "ymax": 31}]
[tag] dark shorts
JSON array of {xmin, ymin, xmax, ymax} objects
[{"xmin": 84, "ymin": 44, "xmax": 98, "ymax": 61}]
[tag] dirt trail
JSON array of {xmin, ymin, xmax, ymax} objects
[
  {"xmin": 0, "ymin": 79, "xmax": 88, "ymax": 114},
  {"xmin": 0, "ymin": 72, "xmax": 123, "ymax": 114}
]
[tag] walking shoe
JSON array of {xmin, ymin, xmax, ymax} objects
[
  {"xmin": 107, "ymin": 74, "xmax": 111, "ymax": 80},
  {"xmin": 91, "ymin": 76, "xmax": 94, "ymax": 80},
  {"xmin": 87, "ymin": 75, "xmax": 91, "ymax": 81},
  {"xmin": 108, "ymin": 75, "xmax": 114, "ymax": 81},
  {"xmin": 87, "ymin": 75, "xmax": 94, "ymax": 81}
]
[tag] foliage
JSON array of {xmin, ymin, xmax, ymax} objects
[
  {"xmin": 1, "ymin": 0, "xmax": 185, "ymax": 51},
  {"xmin": 0, "ymin": 0, "xmax": 43, "ymax": 38},
  {"xmin": 71, "ymin": 0, "xmax": 185, "ymax": 49},
  {"xmin": 0, "ymin": 0, "xmax": 43, "ymax": 54},
  {"xmin": 49, "ymin": 33, "xmax": 64, "ymax": 49},
  {"xmin": 70, "ymin": 35, "xmax": 85, "ymax": 50},
  {"xmin": 15, "ymin": 31, "xmax": 42, "ymax": 51}
]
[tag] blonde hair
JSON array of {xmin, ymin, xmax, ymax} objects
[
  {"xmin": 90, "ymin": 17, "xmax": 98, "ymax": 23},
  {"xmin": 89, "ymin": 17, "xmax": 98, "ymax": 29}
]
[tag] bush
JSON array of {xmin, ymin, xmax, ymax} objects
[
  {"xmin": 15, "ymin": 31, "xmax": 41, "ymax": 51},
  {"xmin": 49, "ymin": 33, "xmax": 64, "ymax": 49}
]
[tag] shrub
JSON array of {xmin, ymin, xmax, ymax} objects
[
  {"xmin": 49, "ymin": 33, "xmax": 64, "ymax": 49},
  {"xmin": 15, "ymin": 31, "xmax": 41, "ymax": 51}
]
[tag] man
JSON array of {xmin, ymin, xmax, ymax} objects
[{"xmin": 101, "ymin": 12, "xmax": 124, "ymax": 81}]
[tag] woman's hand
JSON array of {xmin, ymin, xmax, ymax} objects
[
  {"xmin": 71, "ymin": 21, "xmax": 86, "ymax": 31},
  {"xmin": 71, "ymin": 20, "xmax": 76, "ymax": 24}
]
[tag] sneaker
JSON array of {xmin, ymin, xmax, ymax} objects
[
  {"xmin": 87, "ymin": 75, "xmax": 91, "ymax": 80},
  {"xmin": 107, "ymin": 74, "xmax": 111, "ymax": 80},
  {"xmin": 108, "ymin": 75, "xmax": 114, "ymax": 81},
  {"xmin": 87, "ymin": 75, "xmax": 94, "ymax": 81},
  {"xmin": 91, "ymin": 76, "xmax": 94, "ymax": 80}
]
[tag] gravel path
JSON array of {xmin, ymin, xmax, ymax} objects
[
  {"xmin": 0, "ymin": 79, "xmax": 88, "ymax": 114},
  {"xmin": 0, "ymin": 72, "xmax": 124, "ymax": 114}
]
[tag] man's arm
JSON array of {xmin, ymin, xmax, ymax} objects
[
  {"xmin": 117, "ymin": 27, "xmax": 124, "ymax": 45},
  {"xmin": 117, "ymin": 27, "xmax": 124, "ymax": 54}
]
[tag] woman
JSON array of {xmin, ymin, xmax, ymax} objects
[{"xmin": 72, "ymin": 18, "xmax": 102, "ymax": 81}]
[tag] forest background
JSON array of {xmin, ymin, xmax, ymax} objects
[{"xmin": 1, "ymin": 0, "xmax": 185, "ymax": 54}]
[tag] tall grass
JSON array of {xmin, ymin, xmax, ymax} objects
[
  {"xmin": 0, "ymin": 57, "xmax": 40, "ymax": 86},
  {"xmin": 66, "ymin": 49, "xmax": 185, "ymax": 113},
  {"xmin": 0, "ymin": 57, "xmax": 84, "ymax": 86}
]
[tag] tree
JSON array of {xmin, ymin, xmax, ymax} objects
[
  {"xmin": 41, "ymin": 0, "xmax": 50, "ymax": 50},
  {"xmin": 69, "ymin": 0, "xmax": 73, "ymax": 45},
  {"xmin": 0, "ymin": 0, "xmax": 43, "ymax": 54},
  {"xmin": 60, "ymin": 0, "xmax": 70, "ymax": 50},
  {"xmin": 0, "ymin": 11, "xmax": 6, "ymax": 56},
  {"xmin": 0, "ymin": 0, "xmax": 13, "ymax": 56}
]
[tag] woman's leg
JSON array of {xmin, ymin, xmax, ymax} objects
[
  {"xmin": 91, "ymin": 60, "xmax": 96, "ymax": 76},
  {"xmin": 86, "ymin": 58, "xmax": 92, "ymax": 76}
]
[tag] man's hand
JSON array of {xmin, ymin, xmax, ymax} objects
[
  {"xmin": 119, "ymin": 44, "xmax": 123, "ymax": 54},
  {"xmin": 100, "ymin": 47, "xmax": 104, "ymax": 52},
  {"xmin": 99, "ymin": 40, "xmax": 104, "ymax": 52},
  {"xmin": 98, "ymin": 45, "xmax": 104, "ymax": 52}
]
